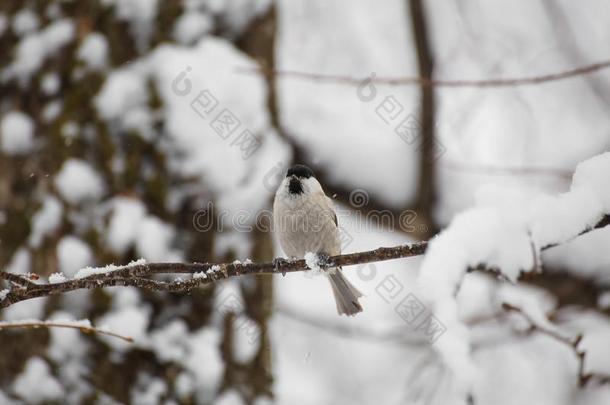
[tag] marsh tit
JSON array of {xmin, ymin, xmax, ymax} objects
[{"xmin": 273, "ymin": 164, "xmax": 363, "ymax": 316}]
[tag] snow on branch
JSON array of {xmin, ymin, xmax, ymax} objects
[
  {"xmin": 415, "ymin": 151, "xmax": 610, "ymax": 394},
  {"xmin": 239, "ymin": 58, "xmax": 610, "ymax": 88},
  {"xmin": 0, "ymin": 243, "xmax": 427, "ymax": 308},
  {"xmin": 0, "ymin": 319, "xmax": 134, "ymax": 342},
  {"xmin": 502, "ymin": 303, "xmax": 610, "ymax": 387},
  {"xmin": 0, "ymin": 214, "xmax": 608, "ymax": 310}
]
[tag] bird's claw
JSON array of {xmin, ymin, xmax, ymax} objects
[
  {"xmin": 316, "ymin": 253, "xmax": 331, "ymax": 268},
  {"xmin": 273, "ymin": 257, "xmax": 289, "ymax": 276}
]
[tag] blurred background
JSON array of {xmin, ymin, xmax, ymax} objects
[{"xmin": 0, "ymin": 0, "xmax": 609, "ymax": 404}]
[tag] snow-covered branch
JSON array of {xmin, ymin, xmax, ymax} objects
[
  {"xmin": 503, "ymin": 303, "xmax": 610, "ymax": 387},
  {"xmin": 0, "ymin": 214, "xmax": 608, "ymax": 309},
  {"xmin": 415, "ymin": 151, "xmax": 610, "ymax": 395}
]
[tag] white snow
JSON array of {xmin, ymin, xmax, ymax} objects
[
  {"xmin": 102, "ymin": 0, "xmax": 158, "ymax": 24},
  {"xmin": 28, "ymin": 195, "xmax": 63, "ymax": 248},
  {"xmin": 74, "ymin": 258, "xmax": 146, "ymax": 280},
  {"xmin": 598, "ymin": 292, "xmax": 610, "ymax": 310},
  {"xmin": 174, "ymin": 372, "xmax": 195, "ymax": 398},
  {"xmin": 42, "ymin": 100, "xmax": 63, "ymax": 123},
  {"xmin": 57, "ymin": 236, "xmax": 93, "ymax": 277},
  {"xmin": 173, "ymin": 11, "xmax": 212, "ymax": 45},
  {"xmin": 148, "ymin": 320, "xmax": 189, "ymax": 363},
  {"xmin": 47, "ymin": 312, "xmax": 89, "ymax": 362},
  {"xmin": 416, "ymin": 151, "xmax": 610, "ymax": 393},
  {"xmin": 215, "ymin": 389, "xmax": 245, "ymax": 405},
  {"xmin": 232, "ymin": 314, "xmax": 261, "ymax": 363},
  {"xmin": 193, "ymin": 271, "xmax": 208, "ymax": 279},
  {"xmin": 148, "ymin": 37, "xmax": 290, "ymax": 220},
  {"xmin": 94, "ymin": 66, "xmax": 149, "ymax": 126},
  {"xmin": 101, "ymin": 0, "xmax": 159, "ymax": 50},
  {"xmin": 44, "ymin": 18, "xmax": 76, "ymax": 49},
  {"xmin": 12, "ymin": 8, "xmax": 39, "ymax": 36},
  {"xmin": 131, "ymin": 376, "xmax": 166, "ymax": 405},
  {"xmin": 97, "ymin": 305, "xmax": 150, "ymax": 350},
  {"xmin": 61, "ymin": 121, "xmax": 79, "ymax": 139},
  {"xmin": 5, "ymin": 248, "xmax": 31, "ymax": 274},
  {"xmin": 559, "ymin": 310, "xmax": 610, "ymax": 377},
  {"xmin": 11, "ymin": 19, "xmax": 75, "ymax": 83},
  {"xmin": 121, "ymin": 106, "xmax": 154, "ymax": 139},
  {"xmin": 49, "ymin": 272, "xmax": 66, "ymax": 284},
  {"xmin": 77, "ymin": 32, "xmax": 109, "ymax": 70},
  {"xmin": 213, "ymin": 233, "xmax": 254, "ymax": 263},
  {"xmin": 135, "ymin": 216, "xmax": 182, "ymax": 262},
  {"xmin": 186, "ymin": 327, "xmax": 224, "ymax": 400},
  {"xmin": 0, "ymin": 392, "xmax": 16, "ymax": 405},
  {"xmin": 202, "ymin": 0, "xmax": 271, "ymax": 35},
  {"xmin": 0, "ymin": 110, "xmax": 35, "ymax": 155},
  {"xmin": 2, "ymin": 297, "xmax": 47, "ymax": 322},
  {"xmin": 45, "ymin": 3, "xmax": 62, "ymax": 20},
  {"xmin": 40, "ymin": 72, "xmax": 60, "ymax": 95},
  {"xmin": 55, "ymin": 159, "xmax": 105, "ymax": 204},
  {"xmin": 304, "ymin": 252, "xmax": 325, "ymax": 276},
  {"xmin": 13, "ymin": 357, "xmax": 64, "ymax": 403},
  {"xmin": 207, "ymin": 264, "xmax": 222, "ymax": 275},
  {"xmin": 572, "ymin": 151, "xmax": 610, "ymax": 212},
  {"xmin": 105, "ymin": 197, "xmax": 147, "ymax": 255}
]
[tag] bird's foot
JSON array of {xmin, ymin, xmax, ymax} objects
[
  {"xmin": 272, "ymin": 257, "xmax": 290, "ymax": 276},
  {"xmin": 316, "ymin": 253, "xmax": 332, "ymax": 268}
]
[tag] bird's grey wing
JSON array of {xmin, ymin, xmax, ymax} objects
[{"xmin": 325, "ymin": 196, "xmax": 338, "ymax": 227}]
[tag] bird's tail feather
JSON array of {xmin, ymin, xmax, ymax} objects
[{"xmin": 328, "ymin": 269, "xmax": 363, "ymax": 316}]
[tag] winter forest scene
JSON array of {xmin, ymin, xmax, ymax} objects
[{"xmin": 0, "ymin": 0, "xmax": 610, "ymax": 404}]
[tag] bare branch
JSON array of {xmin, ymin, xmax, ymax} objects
[
  {"xmin": 0, "ymin": 320, "xmax": 134, "ymax": 342},
  {"xmin": 237, "ymin": 58, "xmax": 610, "ymax": 88},
  {"xmin": 0, "ymin": 214, "xmax": 608, "ymax": 309},
  {"xmin": 502, "ymin": 303, "xmax": 610, "ymax": 387},
  {"xmin": 440, "ymin": 160, "xmax": 573, "ymax": 180}
]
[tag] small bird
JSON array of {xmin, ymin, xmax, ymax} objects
[{"xmin": 273, "ymin": 164, "xmax": 363, "ymax": 316}]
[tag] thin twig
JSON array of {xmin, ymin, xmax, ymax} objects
[
  {"xmin": 440, "ymin": 160, "xmax": 573, "ymax": 179},
  {"xmin": 0, "ymin": 320, "xmax": 134, "ymax": 342},
  {"xmin": 502, "ymin": 303, "xmax": 610, "ymax": 387},
  {"xmin": 237, "ymin": 58, "xmax": 610, "ymax": 88}
]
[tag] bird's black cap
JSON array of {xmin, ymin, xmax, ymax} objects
[{"xmin": 286, "ymin": 164, "xmax": 314, "ymax": 179}]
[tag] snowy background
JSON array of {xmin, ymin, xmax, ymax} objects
[{"xmin": 0, "ymin": 0, "xmax": 609, "ymax": 404}]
